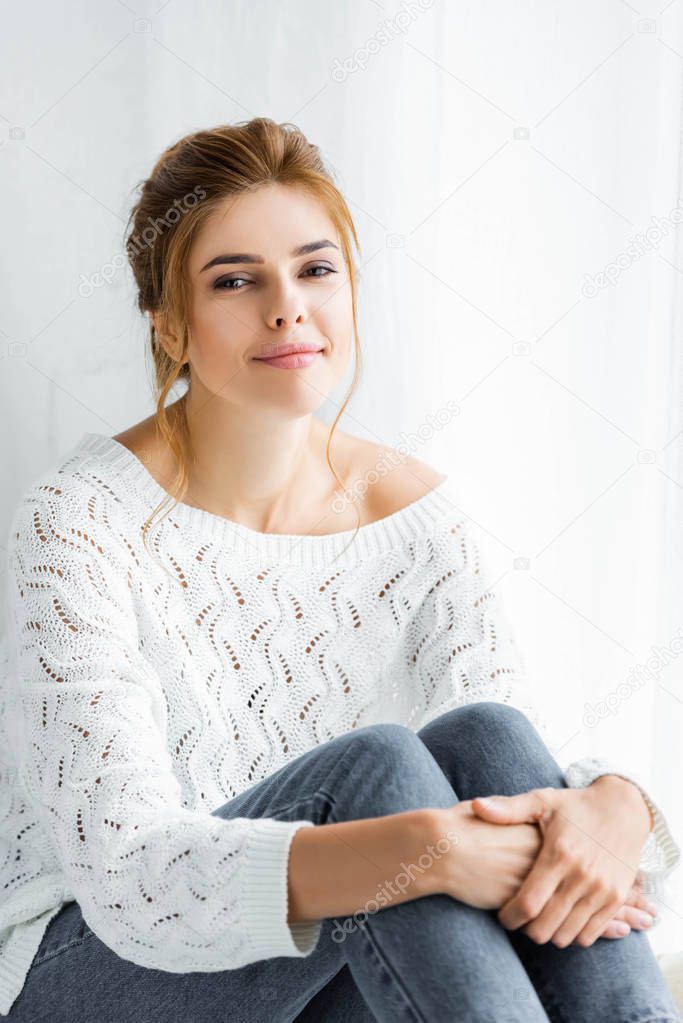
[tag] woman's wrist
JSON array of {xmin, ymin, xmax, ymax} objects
[
  {"xmin": 587, "ymin": 774, "xmax": 654, "ymax": 831},
  {"xmin": 422, "ymin": 804, "xmax": 472, "ymax": 901}
]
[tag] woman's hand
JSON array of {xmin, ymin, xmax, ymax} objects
[
  {"xmin": 434, "ymin": 800, "xmax": 544, "ymax": 909},
  {"xmin": 601, "ymin": 877, "xmax": 657, "ymax": 939},
  {"xmin": 469, "ymin": 775, "xmax": 654, "ymax": 948}
]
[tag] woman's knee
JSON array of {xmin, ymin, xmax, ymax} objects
[
  {"xmin": 326, "ymin": 722, "xmax": 455, "ymax": 819},
  {"xmin": 422, "ymin": 700, "xmax": 540, "ymax": 746},
  {"xmin": 339, "ymin": 722, "xmax": 433, "ymax": 784},
  {"xmin": 419, "ymin": 701, "xmax": 566, "ymax": 795},
  {"xmin": 350, "ymin": 721, "xmax": 425, "ymax": 758}
]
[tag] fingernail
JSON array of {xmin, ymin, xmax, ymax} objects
[
  {"xmin": 644, "ymin": 901, "xmax": 658, "ymax": 915},
  {"xmin": 635, "ymin": 911, "xmax": 654, "ymax": 927},
  {"xmin": 615, "ymin": 922, "xmax": 630, "ymax": 936}
]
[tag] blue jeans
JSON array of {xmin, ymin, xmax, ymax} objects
[{"xmin": 8, "ymin": 702, "xmax": 681, "ymax": 1022}]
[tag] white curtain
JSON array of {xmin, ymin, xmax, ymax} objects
[{"xmin": 2, "ymin": 0, "xmax": 682, "ymax": 953}]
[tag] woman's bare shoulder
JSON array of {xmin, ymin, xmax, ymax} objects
[
  {"xmin": 340, "ymin": 431, "xmax": 447, "ymax": 519},
  {"xmin": 112, "ymin": 414, "xmax": 158, "ymax": 456}
]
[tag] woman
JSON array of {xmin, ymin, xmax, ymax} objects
[{"xmin": 1, "ymin": 117, "xmax": 680, "ymax": 1022}]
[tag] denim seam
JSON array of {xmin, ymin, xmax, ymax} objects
[
  {"xmin": 274, "ymin": 733, "xmax": 374, "ymax": 821},
  {"xmin": 236, "ymin": 732, "xmax": 366, "ymax": 823},
  {"xmin": 31, "ymin": 928, "xmax": 97, "ymax": 970},
  {"xmin": 352, "ymin": 918, "xmax": 426, "ymax": 1023}
]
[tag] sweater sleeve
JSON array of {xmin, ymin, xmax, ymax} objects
[
  {"xmin": 4, "ymin": 483, "xmax": 323, "ymax": 972},
  {"xmin": 407, "ymin": 510, "xmax": 681, "ymax": 903}
]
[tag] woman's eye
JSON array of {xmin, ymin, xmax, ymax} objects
[
  {"xmin": 212, "ymin": 264, "xmax": 336, "ymax": 291},
  {"xmin": 305, "ymin": 265, "xmax": 336, "ymax": 279},
  {"xmin": 213, "ymin": 276, "xmax": 249, "ymax": 291}
]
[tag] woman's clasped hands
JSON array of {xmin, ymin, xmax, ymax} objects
[{"xmin": 434, "ymin": 774, "xmax": 657, "ymax": 949}]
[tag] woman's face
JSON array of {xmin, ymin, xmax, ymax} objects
[{"xmin": 181, "ymin": 182, "xmax": 355, "ymax": 419}]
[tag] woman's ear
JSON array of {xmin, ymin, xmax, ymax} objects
[{"xmin": 150, "ymin": 311, "xmax": 185, "ymax": 364}]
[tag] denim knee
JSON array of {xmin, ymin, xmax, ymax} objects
[
  {"xmin": 429, "ymin": 700, "xmax": 538, "ymax": 743},
  {"xmin": 323, "ymin": 721, "xmax": 455, "ymax": 821},
  {"xmin": 419, "ymin": 700, "xmax": 566, "ymax": 796},
  {"xmin": 339, "ymin": 721, "xmax": 431, "ymax": 779}
]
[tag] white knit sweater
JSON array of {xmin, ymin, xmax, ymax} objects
[{"xmin": 0, "ymin": 432, "xmax": 679, "ymax": 1015}]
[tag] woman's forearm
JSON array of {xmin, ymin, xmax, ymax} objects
[{"xmin": 287, "ymin": 809, "xmax": 446, "ymax": 923}]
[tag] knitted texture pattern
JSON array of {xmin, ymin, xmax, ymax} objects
[{"xmin": 0, "ymin": 432, "xmax": 679, "ymax": 1014}]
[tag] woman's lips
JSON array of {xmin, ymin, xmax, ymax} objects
[{"xmin": 254, "ymin": 350, "xmax": 323, "ymax": 369}]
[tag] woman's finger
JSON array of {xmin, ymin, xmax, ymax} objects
[
  {"xmin": 622, "ymin": 882, "xmax": 642, "ymax": 906},
  {"xmin": 609, "ymin": 905, "xmax": 656, "ymax": 930},
  {"xmin": 594, "ymin": 919, "xmax": 632, "ymax": 940},
  {"xmin": 623, "ymin": 888, "xmax": 658, "ymax": 916},
  {"xmin": 593, "ymin": 878, "xmax": 655, "ymax": 940},
  {"xmin": 551, "ymin": 885, "xmax": 615, "ymax": 948},
  {"xmin": 593, "ymin": 904, "xmax": 656, "ymax": 942},
  {"xmin": 565, "ymin": 896, "xmax": 630, "ymax": 946},
  {"xmin": 528, "ymin": 871, "xmax": 624, "ymax": 949}
]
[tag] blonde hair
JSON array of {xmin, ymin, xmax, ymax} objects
[{"xmin": 123, "ymin": 117, "xmax": 363, "ymax": 571}]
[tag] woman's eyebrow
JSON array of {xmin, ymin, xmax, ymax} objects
[{"xmin": 200, "ymin": 239, "xmax": 339, "ymax": 273}]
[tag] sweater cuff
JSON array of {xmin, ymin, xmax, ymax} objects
[
  {"xmin": 238, "ymin": 818, "xmax": 324, "ymax": 959},
  {"xmin": 563, "ymin": 756, "xmax": 682, "ymax": 905}
]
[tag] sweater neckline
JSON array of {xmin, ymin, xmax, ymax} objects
[{"xmin": 75, "ymin": 432, "xmax": 458, "ymax": 566}]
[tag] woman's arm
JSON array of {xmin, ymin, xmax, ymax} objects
[
  {"xmin": 287, "ymin": 809, "xmax": 443, "ymax": 923},
  {"xmin": 287, "ymin": 802, "xmax": 544, "ymax": 924},
  {"xmin": 5, "ymin": 482, "xmax": 325, "ymax": 970}
]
